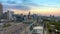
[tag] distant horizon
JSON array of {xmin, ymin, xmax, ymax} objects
[{"xmin": 3, "ymin": 10, "xmax": 60, "ymax": 17}]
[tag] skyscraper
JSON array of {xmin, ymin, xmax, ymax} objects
[
  {"xmin": 7, "ymin": 10, "xmax": 14, "ymax": 21},
  {"xmin": 0, "ymin": 3, "xmax": 3, "ymax": 16},
  {"xmin": 28, "ymin": 11, "xmax": 31, "ymax": 19}
]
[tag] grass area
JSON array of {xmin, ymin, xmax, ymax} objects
[
  {"xmin": 3, "ymin": 23, "xmax": 11, "ymax": 28},
  {"xmin": 44, "ymin": 21, "xmax": 60, "ymax": 34},
  {"xmin": 47, "ymin": 22, "xmax": 60, "ymax": 30}
]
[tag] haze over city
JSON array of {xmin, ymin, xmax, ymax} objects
[
  {"xmin": 0, "ymin": 0, "xmax": 60, "ymax": 34},
  {"xmin": 0, "ymin": 0, "xmax": 60, "ymax": 16}
]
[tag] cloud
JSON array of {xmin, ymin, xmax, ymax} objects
[
  {"xmin": 6, "ymin": 0, "xmax": 16, "ymax": 4},
  {"xmin": 3, "ymin": 5, "xmax": 30, "ymax": 12},
  {"xmin": 0, "ymin": 0, "xmax": 32, "ymax": 12}
]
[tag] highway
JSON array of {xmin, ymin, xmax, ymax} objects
[{"xmin": 21, "ymin": 20, "xmax": 38, "ymax": 34}]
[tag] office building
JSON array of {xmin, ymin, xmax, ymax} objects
[
  {"xmin": 0, "ymin": 3, "xmax": 3, "ymax": 16},
  {"xmin": 7, "ymin": 10, "xmax": 14, "ymax": 21}
]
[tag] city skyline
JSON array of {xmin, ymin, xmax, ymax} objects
[{"xmin": 0, "ymin": 0, "xmax": 60, "ymax": 16}]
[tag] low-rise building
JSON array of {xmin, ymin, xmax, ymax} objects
[{"xmin": 32, "ymin": 26, "xmax": 43, "ymax": 34}]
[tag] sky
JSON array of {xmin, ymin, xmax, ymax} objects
[{"xmin": 0, "ymin": 0, "xmax": 60, "ymax": 16}]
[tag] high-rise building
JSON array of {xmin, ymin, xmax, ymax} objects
[
  {"xmin": 0, "ymin": 3, "xmax": 3, "ymax": 16},
  {"xmin": 28, "ymin": 11, "xmax": 31, "ymax": 19},
  {"xmin": 7, "ymin": 10, "xmax": 14, "ymax": 21}
]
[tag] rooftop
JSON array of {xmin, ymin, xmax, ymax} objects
[{"xmin": 33, "ymin": 26, "xmax": 43, "ymax": 29}]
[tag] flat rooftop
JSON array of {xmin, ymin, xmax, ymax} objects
[{"xmin": 33, "ymin": 26, "xmax": 43, "ymax": 29}]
